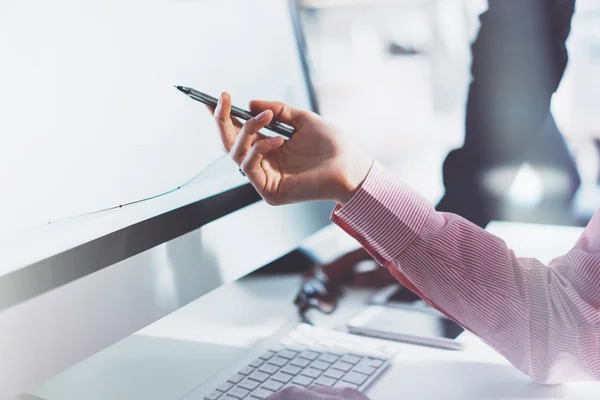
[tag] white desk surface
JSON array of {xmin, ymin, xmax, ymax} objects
[{"xmin": 30, "ymin": 221, "xmax": 600, "ymax": 400}]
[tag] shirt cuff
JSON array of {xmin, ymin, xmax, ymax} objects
[{"xmin": 331, "ymin": 161, "xmax": 434, "ymax": 266}]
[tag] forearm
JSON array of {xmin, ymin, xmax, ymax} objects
[
  {"xmin": 397, "ymin": 211, "xmax": 600, "ymax": 383},
  {"xmin": 332, "ymin": 162, "xmax": 600, "ymax": 383}
]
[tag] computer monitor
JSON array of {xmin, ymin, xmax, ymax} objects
[{"xmin": 0, "ymin": 0, "xmax": 332, "ymax": 397}]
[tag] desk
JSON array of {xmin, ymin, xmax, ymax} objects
[{"xmin": 30, "ymin": 222, "xmax": 599, "ymax": 400}]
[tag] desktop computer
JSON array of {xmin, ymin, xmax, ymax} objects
[{"xmin": 0, "ymin": 0, "xmax": 396, "ymax": 398}]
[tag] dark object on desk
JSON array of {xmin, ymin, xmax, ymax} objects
[
  {"xmin": 387, "ymin": 41, "xmax": 420, "ymax": 56},
  {"xmin": 252, "ymin": 249, "xmax": 342, "ymax": 324},
  {"xmin": 174, "ymin": 86, "xmax": 296, "ymax": 138},
  {"xmin": 255, "ymin": 247, "xmax": 395, "ymax": 287},
  {"xmin": 311, "ymin": 248, "xmax": 396, "ymax": 288},
  {"xmin": 254, "ymin": 248, "xmax": 394, "ymax": 324},
  {"xmin": 294, "ymin": 266, "xmax": 343, "ymax": 324}
]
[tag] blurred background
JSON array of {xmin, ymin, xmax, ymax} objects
[{"xmin": 297, "ymin": 0, "xmax": 600, "ymax": 227}]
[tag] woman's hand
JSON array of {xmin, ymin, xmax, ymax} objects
[
  {"xmin": 267, "ymin": 386, "xmax": 369, "ymax": 400},
  {"xmin": 211, "ymin": 93, "xmax": 372, "ymax": 206}
]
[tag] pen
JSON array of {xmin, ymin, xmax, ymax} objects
[{"xmin": 175, "ymin": 86, "xmax": 295, "ymax": 139}]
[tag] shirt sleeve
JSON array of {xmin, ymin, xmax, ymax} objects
[{"xmin": 331, "ymin": 161, "xmax": 600, "ymax": 384}]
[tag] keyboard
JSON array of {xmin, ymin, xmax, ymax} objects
[{"xmin": 181, "ymin": 324, "xmax": 399, "ymax": 400}]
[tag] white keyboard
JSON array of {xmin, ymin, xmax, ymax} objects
[{"xmin": 181, "ymin": 324, "xmax": 399, "ymax": 400}]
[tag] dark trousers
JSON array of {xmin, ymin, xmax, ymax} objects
[{"xmin": 436, "ymin": 0, "xmax": 581, "ymax": 228}]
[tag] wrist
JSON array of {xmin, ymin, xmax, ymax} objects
[{"xmin": 336, "ymin": 156, "xmax": 373, "ymax": 206}]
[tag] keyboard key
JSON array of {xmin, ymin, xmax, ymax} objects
[
  {"xmin": 310, "ymin": 360, "xmax": 329, "ymax": 371},
  {"xmin": 258, "ymin": 364, "xmax": 279, "ymax": 375},
  {"xmin": 269, "ymin": 357, "xmax": 288, "ymax": 367},
  {"xmin": 249, "ymin": 358, "xmax": 264, "ymax": 368},
  {"xmin": 299, "ymin": 350, "xmax": 320, "ymax": 361},
  {"xmin": 340, "ymin": 354, "xmax": 362, "ymax": 365},
  {"xmin": 288, "ymin": 330, "xmax": 304, "ymax": 340},
  {"xmin": 290, "ymin": 357, "xmax": 310, "ymax": 368},
  {"xmin": 279, "ymin": 337, "xmax": 297, "ymax": 348},
  {"xmin": 300, "ymin": 368, "xmax": 321, "ymax": 379},
  {"xmin": 311, "ymin": 345, "xmax": 328, "ymax": 354},
  {"xmin": 291, "ymin": 375, "xmax": 313, "ymax": 387},
  {"xmin": 262, "ymin": 379, "xmax": 283, "ymax": 392},
  {"xmin": 270, "ymin": 344, "xmax": 285, "ymax": 353},
  {"xmin": 297, "ymin": 325, "xmax": 316, "ymax": 337},
  {"xmin": 337, "ymin": 341, "xmax": 355, "ymax": 351},
  {"xmin": 327, "ymin": 348, "xmax": 345, "ymax": 357},
  {"xmin": 282, "ymin": 383, "xmax": 304, "ymax": 391},
  {"xmin": 238, "ymin": 379, "xmax": 260, "ymax": 391},
  {"xmin": 342, "ymin": 371, "xmax": 368, "ymax": 386},
  {"xmin": 226, "ymin": 387, "xmax": 249, "ymax": 399},
  {"xmin": 353, "ymin": 365, "xmax": 376, "ymax": 376},
  {"xmin": 278, "ymin": 349, "xmax": 299, "ymax": 359},
  {"xmin": 239, "ymin": 366, "xmax": 255, "ymax": 376},
  {"xmin": 314, "ymin": 376, "xmax": 337, "ymax": 387},
  {"xmin": 359, "ymin": 358, "xmax": 384, "ymax": 368},
  {"xmin": 250, "ymin": 388, "xmax": 274, "ymax": 400},
  {"xmin": 331, "ymin": 361, "xmax": 353, "ymax": 372},
  {"xmin": 216, "ymin": 383, "xmax": 233, "ymax": 393},
  {"xmin": 204, "ymin": 390, "xmax": 222, "ymax": 400},
  {"xmin": 227, "ymin": 374, "xmax": 244, "ymax": 384},
  {"xmin": 280, "ymin": 365, "xmax": 301, "ymax": 376},
  {"xmin": 318, "ymin": 353, "xmax": 338, "ymax": 363},
  {"xmin": 294, "ymin": 339, "xmax": 314, "ymax": 349},
  {"xmin": 272, "ymin": 372, "xmax": 293, "ymax": 384},
  {"xmin": 248, "ymin": 371, "xmax": 270, "ymax": 383},
  {"xmin": 317, "ymin": 338, "xmax": 336, "ymax": 348},
  {"xmin": 259, "ymin": 351, "xmax": 276, "ymax": 360},
  {"xmin": 333, "ymin": 382, "xmax": 359, "ymax": 390},
  {"xmin": 323, "ymin": 369, "xmax": 344, "ymax": 380}
]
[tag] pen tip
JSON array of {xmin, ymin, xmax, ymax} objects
[{"xmin": 174, "ymin": 85, "xmax": 191, "ymax": 95}]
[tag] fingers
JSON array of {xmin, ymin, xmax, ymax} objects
[
  {"xmin": 208, "ymin": 104, "xmax": 242, "ymax": 129},
  {"xmin": 306, "ymin": 386, "xmax": 339, "ymax": 395},
  {"xmin": 229, "ymin": 110, "xmax": 273, "ymax": 165},
  {"xmin": 249, "ymin": 100, "xmax": 307, "ymax": 126},
  {"xmin": 214, "ymin": 92, "xmax": 238, "ymax": 152},
  {"xmin": 241, "ymin": 136, "xmax": 284, "ymax": 189},
  {"xmin": 307, "ymin": 386, "xmax": 368, "ymax": 399},
  {"xmin": 266, "ymin": 386, "xmax": 326, "ymax": 400}
]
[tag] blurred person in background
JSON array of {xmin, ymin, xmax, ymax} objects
[
  {"xmin": 436, "ymin": 0, "xmax": 581, "ymax": 228},
  {"xmin": 316, "ymin": 0, "xmax": 583, "ymax": 288}
]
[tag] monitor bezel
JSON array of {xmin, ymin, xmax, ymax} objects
[{"xmin": 0, "ymin": 0, "xmax": 318, "ymax": 313}]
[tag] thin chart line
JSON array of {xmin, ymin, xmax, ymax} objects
[{"xmin": 42, "ymin": 153, "xmax": 229, "ymax": 227}]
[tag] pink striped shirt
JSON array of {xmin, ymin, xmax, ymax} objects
[{"xmin": 331, "ymin": 162, "xmax": 600, "ymax": 384}]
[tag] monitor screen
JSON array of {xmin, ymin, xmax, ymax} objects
[
  {"xmin": 0, "ymin": 1, "xmax": 332, "ymax": 397},
  {"xmin": 0, "ymin": 0, "xmax": 313, "ymax": 237}
]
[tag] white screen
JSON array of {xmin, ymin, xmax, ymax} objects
[{"xmin": 0, "ymin": 0, "xmax": 311, "ymax": 236}]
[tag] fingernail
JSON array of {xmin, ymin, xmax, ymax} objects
[
  {"xmin": 217, "ymin": 95, "xmax": 222, "ymax": 108},
  {"xmin": 255, "ymin": 110, "xmax": 269, "ymax": 122},
  {"xmin": 269, "ymin": 136, "xmax": 280, "ymax": 142}
]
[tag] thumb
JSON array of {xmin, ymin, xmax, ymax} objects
[{"xmin": 249, "ymin": 100, "xmax": 308, "ymax": 127}]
